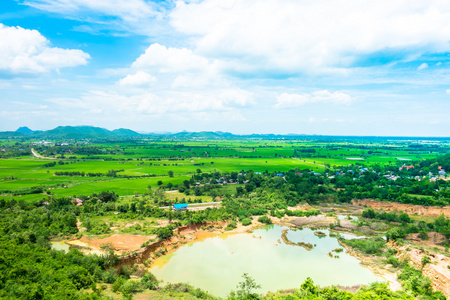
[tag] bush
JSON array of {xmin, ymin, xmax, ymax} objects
[
  {"xmin": 112, "ymin": 277, "xmax": 125, "ymax": 293},
  {"xmin": 258, "ymin": 215, "xmax": 272, "ymax": 224},
  {"xmin": 241, "ymin": 218, "xmax": 252, "ymax": 226},
  {"xmin": 386, "ymin": 256, "xmax": 401, "ymax": 267},
  {"xmin": 120, "ymin": 280, "xmax": 143, "ymax": 299},
  {"xmin": 142, "ymin": 273, "xmax": 159, "ymax": 290},
  {"xmin": 156, "ymin": 227, "xmax": 174, "ymax": 240},
  {"xmin": 225, "ymin": 221, "xmax": 237, "ymax": 230},
  {"xmin": 386, "ymin": 227, "xmax": 407, "ymax": 242},
  {"xmin": 398, "ymin": 265, "xmax": 445, "ymax": 299},
  {"xmin": 341, "ymin": 237, "xmax": 385, "ymax": 255}
]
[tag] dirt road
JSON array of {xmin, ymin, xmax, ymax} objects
[{"xmin": 31, "ymin": 148, "xmax": 55, "ymax": 159}]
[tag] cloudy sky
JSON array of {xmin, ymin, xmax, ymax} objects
[{"xmin": 1, "ymin": 0, "xmax": 450, "ymax": 136}]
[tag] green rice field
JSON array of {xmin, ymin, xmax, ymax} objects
[{"xmin": 0, "ymin": 137, "xmax": 447, "ymax": 202}]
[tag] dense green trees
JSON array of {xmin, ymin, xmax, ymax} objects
[{"xmin": 0, "ymin": 202, "xmax": 106, "ymax": 298}]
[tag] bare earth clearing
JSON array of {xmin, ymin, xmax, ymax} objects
[
  {"xmin": 80, "ymin": 234, "xmax": 155, "ymax": 253},
  {"xmin": 354, "ymin": 199, "xmax": 450, "ymax": 218}
]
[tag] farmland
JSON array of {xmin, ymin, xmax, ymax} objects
[
  {"xmin": 0, "ymin": 136, "xmax": 447, "ymax": 202},
  {"xmin": 0, "ymin": 138, "xmax": 448, "ymax": 201}
]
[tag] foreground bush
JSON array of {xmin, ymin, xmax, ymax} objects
[{"xmin": 258, "ymin": 216, "xmax": 272, "ymax": 225}]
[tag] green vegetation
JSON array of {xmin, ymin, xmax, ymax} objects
[
  {"xmin": 398, "ymin": 266, "xmax": 446, "ymax": 299},
  {"xmin": 229, "ymin": 273, "xmax": 261, "ymax": 299},
  {"xmin": 1, "ymin": 135, "xmax": 449, "ymax": 299},
  {"xmin": 264, "ymin": 278, "xmax": 416, "ymax": 299},
  {"xmin": 241, "ymin": 218, "xmax": 252, "ymax": 226},
  {"xmin": 340, "ymin": 237, "xmax": 386, "ymax": 255},
  {"xmin": 257, "ymin": 216, "xmax": 272, "ymax": 225},
  {"xmin": 383, "ymin": 213, "xmax": 450, "ymax": 242},
  {"xmin": 2, "ymin": 135, "xmax": 450, "ymax": 206}
]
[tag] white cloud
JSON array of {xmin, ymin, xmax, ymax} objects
[
  {"xmin": 130, "ymin": 88, "xmax": 254, "ymax": 113},
  {"xmin": 116, "ymin": 43, "xmax": 254, "ymax": 115},
  {"xmin": 217, "ymin": 89, "xmax": 255, "ymax": 106},
  {"xmin": 275, "ymin": 90, "xmax": 353, "ymax": 108},
  {"xmin": 118, "ymin": 71, "xmax": 156, "ymax": 86},
  {"xmin": 0, "ymin": 23, "xmax": 89, "ymax": 74},
  {"xmin": 23, "ymin": 0, "xmax": 158, "ymax": 22},
  {"xmin": 132, "ymin": 43, "xmax": 211, "ymax": 73},
  {"xmin": 50, "ymin": 87, "xmax": 254, "ymax": 116},
  {"xmin": 171, "ymin": 0, "xmax": 450, "ymax": 74},
  {"xmin": 418, "ymin": 63, "xmax": 429, "ymax": 70},
  {"xmin": 446, "ymin": 89, "xmax": 450, "ymax": 94},
  {"xmin": 22, "ymin": 0, "xmax": 165, "ymax": 37}
]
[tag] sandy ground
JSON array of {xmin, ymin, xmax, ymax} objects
[
  {"xmin": 354, "ymin": 199, "xmax": 450, "ymax": 218},
  {"xmin": 67, "ymin": 234, "xmax": 156, "ymax": 255},
  {"xmin": 288, "ymin": 215, "xmax": 332, "ymax": 227}
]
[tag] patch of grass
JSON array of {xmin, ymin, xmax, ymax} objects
[{"xmin": 340, "ymin": 237, "xmax": 385, "ymax": 255}]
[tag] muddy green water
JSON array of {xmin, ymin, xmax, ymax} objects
[
  {"xmin": 51, "ymin": 241, "xmax": 69, "ymax": 253},
  {"xmin": 150, "ymin": 225, "xmax": 382, "ymax": 297}
]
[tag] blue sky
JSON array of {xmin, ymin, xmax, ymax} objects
[{"xmin": 1, "ymin": 0, "xmax": 450, "ymax": 136}]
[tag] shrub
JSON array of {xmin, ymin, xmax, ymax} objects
[
  {"xmin": 156, "ymin": 227, "xmax": 173, "ymax": 241},
  {"xmin": 120, "ymin": 280, "xmax": 143, "ymax": 299},
  {"xmin": 341, "ymin": 237, "xmax": 385, "ymax": 255},
  {"xmin": 386, "ymin": 256, "xmax": 400, "ymax": 267},
  {"xmin": 241, "ymin": 218, "xmax": 252, "ymax": 226},
  {"xmin": 141, "ymin": 273, "xmax": 159, "ymax": 290},
  {"xmin": 258, "ymin": 215, "xmax": 272, "ymax": 224},
  {"xmin": 225, "ymin": 221, "xmax": 237, "ymax": 230}
]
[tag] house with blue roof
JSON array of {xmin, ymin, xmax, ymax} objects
[{"xmin": 173, "ymin": 203, "xmax": 188, "ymax": 210}]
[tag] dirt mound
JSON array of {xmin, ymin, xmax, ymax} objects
[
  {"xmin": 354, "ymin": 199, "xmax": 450, "ymax": 218},
  {"xmin": 289, "ymin": 215, "xmax": 331, "ymax": 227},
  {"xmin": 78, "ymin": 234, "xmax": 156, "ymax": 253}
]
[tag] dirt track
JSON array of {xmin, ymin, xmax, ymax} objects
[{"xmin": 31, "ymin": 148, "xmax": 55, "ymax": 159}]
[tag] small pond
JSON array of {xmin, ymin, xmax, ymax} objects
[
  {"xmin": 150, "ymin": 225, "xmax": 382, "ymax": 297},
  {"xmin": 51, "ymin": 241, "xmax": 70, "ymax": 253},
  {"xmin": 337, "ymin": 214, "xmax": 359, "ymax": 221}
]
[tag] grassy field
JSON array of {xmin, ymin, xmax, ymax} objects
[{"xmin": 1, "ymin": 137, "xmax": 448, "ymax": 202}]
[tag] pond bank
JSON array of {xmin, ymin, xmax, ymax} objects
[
  {"xmin": 114, "ymin": 219, "xmax": 264, "ymax": 270},
  {"xmin": 271, "ymin": 216, "xmax": 401, "ymax": 293},
  {"xmin": 150, "ymin": 224, "xmax": 382, "ymax": 297},
  {"xmin": 338, "ymin": 240, "xmax": 402, "ymax": 292}
]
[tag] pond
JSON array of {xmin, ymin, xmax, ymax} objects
[
  {"xmin": 51, "ymin": 241, "xmax": 70, "ymax": 253},
  {"xmin": 337, "ymin": 214, "xmax": 359, "ymax": 221},
  {"xmin": 150, "ymin": 225, "xmax": 382, "ymax": 297}
]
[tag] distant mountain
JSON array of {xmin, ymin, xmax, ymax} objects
[
  {"xmin": 0, "ymin": 126, "xmax": 142, "ymax": 139},
  {"xmin": 171, "ymin": 131, "xmax": 234, "ymax": 139},
  {"xmin": 16, "ymin": 126, "xmax": 33, "ymax": 134},
  {"xmin": 1, "ymin": 125, "xmax": 449, "ymax": 140},
  {"xmin": 112, "ymin": 128, "xmax": 142, "ymax": 137}
]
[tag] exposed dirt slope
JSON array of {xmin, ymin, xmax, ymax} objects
[
  {"xmin": 395, "ymin": 244, "xmax": 450, "ymax": 298},
  {"xmin": 354, "ymin": 199, "xmax": 450, "ymax": 218}
]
